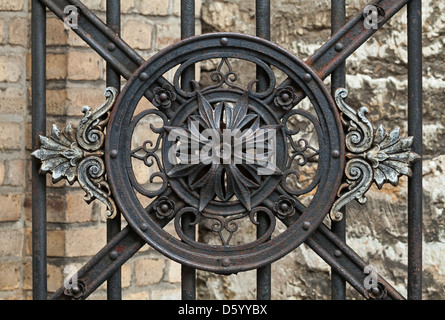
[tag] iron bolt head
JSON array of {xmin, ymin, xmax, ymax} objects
[
  {"xmin": 109, "ymin": 250, "xmax": 119, "ymax": 260},
  {"xmin": 140, "ymin": 223, "xmax": 149, "ymax": 231},
  {"xmin": 71, "ymin": 286, "xmax": 81, "ymax": 294},
  {"xmin": 303, "ymin": 73, "xmax": 312, "ymax": 82},
  {"xmin": 331, "ymin": 150, "xmax": 340, "ymax": 158},
  {"xmin": 220, "ymin": 37, "xmax": 228, "ymax": 46},
  {"xmin": 334, "ymin": 43, "xmax": 343, "ymax": 52},
  {"xmin": 280, "ymin": 202, "xmax": 289, "ymax": 211},
  {"xmin": 302, "ymin": 221, "xmax": 311, "ymax": 230},
  {"xmin": 222, "ymin": 258, "xmax": 231, "ymax": 267},
  {"xmin": 107, "ymin": 42, "xmax": 116, "ymax": 51}
]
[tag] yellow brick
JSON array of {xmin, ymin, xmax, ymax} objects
[
  {"xmin": 0, "ymin": 193, "xmax": 21, "ymax": 222},
  {"xmin": 47, "ymin": 18, "xmax": 68, "ymax": 45},
  {"xmin": 65, "ymin": 226, "xmax": 106, "ymax": 257},
  {"xmin": 47, "ymin": 264, "xmax": 63, "ymax": 293},
  {"xmin": 8, "ymin": 17, "xmax": 28, "ymax": 46},
  {"xmin": 0, "ymin": 229, "xmax": 24, "ymax": 257},
  {"xmin": 47, "ymin": 230, "xmax": 65, "ymax": 257},
  {"xmin": 0, "ymin": 55, "xmax": 23, "ymax": 82},
  {"xmin": 0, "ymin": 261, "xmax": 20, "ymax": 291},
  {"xmin": 65, "ymin": 192, "xmax": 93, "ymax": 223},
  {"xmin": 0, "ymin": 18, "xmax": 4, "ymax": 43},
  {"xmin": 134, "ymin": 257, "xmax": 165, "ymax": 286},
  {"xmin": 46, "ymin": 53, "xmax": 67, "ymax": 80},
  {"xmin": 67, "ymin": 51, "xmax": 102, "ymax": 80},
  {"xmin": 0, "ymin": 122, "xmax": 21, "ymax": 150},
  {"xmin": 47, "ymin": 89, "xmax": 68, "ymax": 115},
  {"xmin": 4, "ymin": 159, "xmax": 25, "ymax": 187},
  {"xmin": 0, "ymin": 87, "xmax": 26, "ymax": 114},
  {"xmin": 0, "ymin": 0, "xmax": 24, "ymax": 11},
  {"xmin": 122, "ymin": 19, "xmax": 152, "ymax": 50},
  {"xmin": 156, "ymin": 23, "xmax": 180, "ymax": 50},
  {"xmin": 140, "ymin": 0, "xmax": 169, "ymax": 16},
  {"xmin": 66, "ymin": 87, "xmax": 106, "ymax": 116}
]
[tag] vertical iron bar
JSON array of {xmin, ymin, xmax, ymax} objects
[
  {"xmin": 180, "ymin": 0, "xmax": 196, "ymax": 301},
  {"xmin": 106, "ymin": 0, "xmax": 122, "ymax": 300},
  {"xmin": 256, "ymin": 0, "xmax": 271, "ymax": 301},
  {"xmin": 31, "ymin": 0, "xmax": 47, "ymax": 300},
  {"xmin": 330, "ymin": 0, "xmax": 346, "ymax": 300},
  {"xmin": 407, "ymin": 0, "xmax": 423, "ymax": 300}
]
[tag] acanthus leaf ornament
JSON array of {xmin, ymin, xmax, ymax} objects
[
  {"xmin": 330, "ymin": 88, "xmax": 421, "ymax": 221},
  {"xmin": 31, "ymin": 87, "xmax": 118, "ymax": 219}
]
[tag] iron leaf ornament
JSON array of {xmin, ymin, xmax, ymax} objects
[
  {"xmin": 330, "ymin": 88, "xmax": 420, "ymax": 221},
  {"xmin": 32, "ymin": 87, "xmax": 118, "ymax": 219}
]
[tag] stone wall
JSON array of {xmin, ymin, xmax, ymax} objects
[{"xmin": 0, "ymin": 0, "xmax": 443, "ymax": 300}]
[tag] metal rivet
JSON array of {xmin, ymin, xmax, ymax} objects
[
  {"xmin": 107, "ymin": 42, "xmax": 116, "ymax": 51},
  {"xmin": 140, "ymin": 72, "xmax": 149, "ymax": 81},
  {"xmin": 303, "ymin": 73, "xmax": 312, "ymax": 82},
  {"xmin": 110, "ymin": 149, "xmax": 118, "ymax": 159},
  {"xmin": 302, "ymin": 221, "xmax": 311, "ymax": 230},
  {"xmin": 334, "ymin": 250, "xmax": 342, "ymax": 257},
  {"xmin": 140, "ymin": 223, "xmax": 148, "ymax": 231},
  {"xmin": 109, "ymin": 250, "xmax": 119, "ymax": 260},
  {"xmin": 331, "ymin": 150, "xmax": 340, "ymax": 158},
  {"xmin": 71, "ymin": 286, "xmax": 81, "ymax": 294},
  {"xmin": 222, "ymin": 258, "xmax": 231, "ymax": 267},
  {"xmin": 334, "ymin": 43, "xmax": 343, "ymax": 52},
  {"xmin": 371, "ymin": 287, "xmax": 381, "ymax": 296},
  {"xmin": 220, "ymin": 37, "xmax": 228, "ymax": 46}
]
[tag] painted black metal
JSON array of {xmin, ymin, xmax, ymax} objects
[
  {"xmin": 407, "ymin": 0, "xmax": 423, "ymax": 300},
  {"xmin": 30, "ymin": 0, "xmax": 423, "ymax": 301},
  {"xmin": 330, "ymin": 0, "xmax": 347, "ymax": 300},
  {"xmin": 105, "ymin": 0, "xmax": 122, "ymax": 301},
  {"xmin": 255, "ymin": 0, "xmax": 272, "ymax": 301},
  {"xmin": 31, "ymin": 0, "xmax": 47, "ymax": 300},
  {"xmin": 180, "ymin": 0, "xmax": 197, "ymax": 301}
]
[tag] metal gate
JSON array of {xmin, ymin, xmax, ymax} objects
[{"xmin": 31, "ymin": 0, "xmax": 423, "ymax": 300}]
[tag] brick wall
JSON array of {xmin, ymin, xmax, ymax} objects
[{"xmin": 0, "ymin": 0, "xmax": 200, "ymax": 300}]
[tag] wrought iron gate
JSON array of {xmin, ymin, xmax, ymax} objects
[{"xmin": 31, "ymin": 0, "xmax": 423, "ymax": 300}]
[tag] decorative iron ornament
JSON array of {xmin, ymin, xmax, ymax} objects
[
  {"xmin": 105, "ymin": 33, "xmax": 344, "ymax": 272},
  {"xmin": 165, "ymin": 80, "xmax": 282, "ymax": 212},
  {"xmin": 330, "ymin": 88, "xmax": 421, "ymax": 221},
  {"xmin": 31, "ymin": 87, "xmax": 118, "ymax": 219}
]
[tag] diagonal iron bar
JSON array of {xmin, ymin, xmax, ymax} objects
[
  {"xmin": 265, "ymin": 190, "xmax": 405, "ymax": 300},
  {"xmin": 52, "ymin": 189, "xmax": 404, "ymax": 300},
  {"xmin": 51, "ymin": 225, "xmax": 145, "ymax": 300}
]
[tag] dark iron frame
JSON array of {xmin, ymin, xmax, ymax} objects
[{"xmin": 31, "ymin": 0, "xmax": 423, "ymax": 300}]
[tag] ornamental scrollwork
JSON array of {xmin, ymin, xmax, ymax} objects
[
  {"xmin": 330, "ymin": 88, "xmax": 421, "ymax": 221},
  {"xmin": 31, "ymin": 87, "xmax": 118, "ymax": 219}
]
